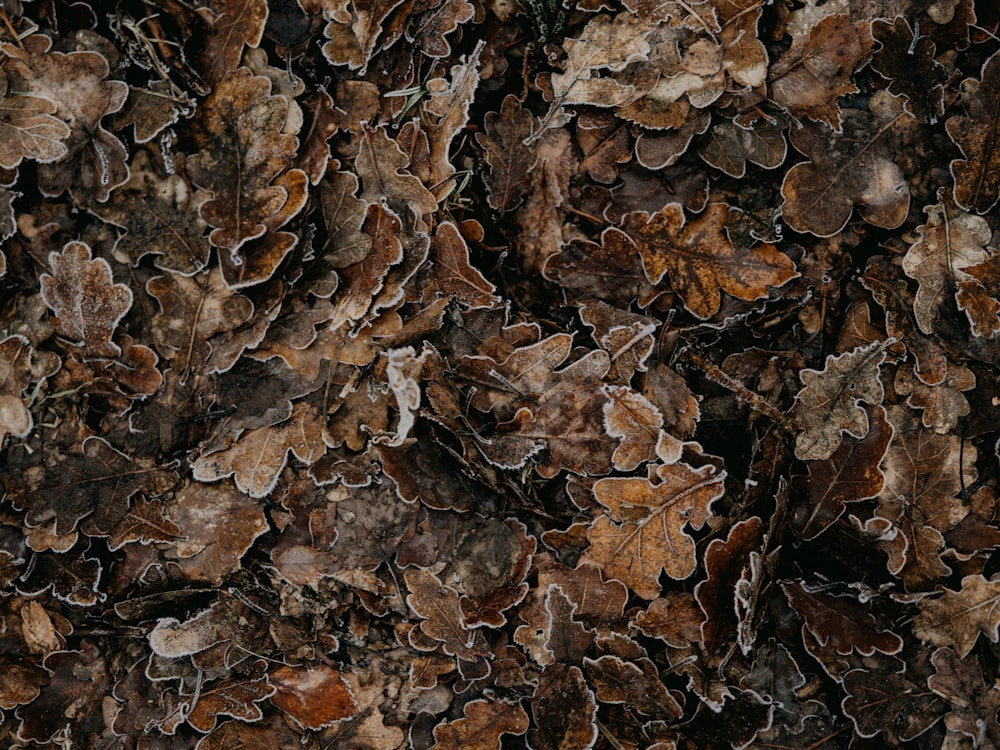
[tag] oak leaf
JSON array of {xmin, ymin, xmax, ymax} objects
[
  {"xmin": 0, "ymin": 72, "xmax": 70, "ymax": 168},
  {"xmin": 40, "ymin": 241, "xmax": 132, "ymax": 359},
  {"xmin": 602, "ymin": 385, "xmax": 665, "ymax": 471},
  {"xmin": 782, "ymin": 580, "xmax": 902, "ymax": 656},
  {"xmin": 697, "ymin": 118, "xmax": 787, "ymax": 179},
  {"xmin": 3, "ymin": 36, "xmax": 129, "ymax": 203},
  {"xmin": 791, "ymin": 405, "xmax": 892, "ymax": 540},
  {"xmin": 841, "ymin": 669, "xmax": 944, "ymax": 743},
  {"xmin": 584, "ymin": 654, "xmax": 683, "ymax": 718},
  {"xmin": 929, "ymin": 647, "xmax": 1000, "ymax": 748},
  {"xmin": 92, "ymin": 150, "xmax": 212, "ymax": 275},
  {"xmin": 955, "ymin": 250, "xmax": 1000, "ymax": 338},
  {"xmin": 355, "ymin": 125, "xmax": 438, "ymax": 219},
  {"xmin": 405, "ymin": 567, "xmax": 481, "ymax": 660},
  {"xmin": 947, "ymin": 51, "xmax": 1000, "ymax": 213},
  {"xmin": 544, "ymin": 13, "xmax": 652, "ymax": 123},
  {"xmin": 14, "ymin": 642, "xmax": 111, "ymax": 745},
  {"xmin": 165, "ymin": 481, "xmax": 268, "ymax": 585},
  {"xmin": 893, "ymin": 362, "xmax": 975, "ymax": 434},
  {"xmin": 429, "ymin": 697, "xmax": 529, "ymax": 750},
  {"xmin": 313, "ymin": 168, "xmax": 371, "ymax": 293},
  {"xmin": 769, "ymin": 14, "xmax": 870, "ymax": 130},
  {"xmin": 8, "ymin": 436, "xmax": 177, "ymax": 536},
  {"xmin": 187, "ymin": 68, "xmax": 307, "ymax": 280},
  {"xmin": 902, "ymin": 197, "xmax": 994, "ymax": 335},
  {"xmin": 879, "ymin": 404, "xmax": 975, "ymax": 534},
  {"xmin": 268, "ymin": 664, "xmax": 358, "ymax": 730},
  {"xmin": 780, "ymin": 91, "xmax": 912, "ymax": 237},
  {"xmin": 913, "ymin": 574, "xmax": 1000, "ymax": 657},
  {"xmin": 407, "ymin": 0, "xmax": 475, "ymax": 58},
  {"xmin": 871, "ymin": 16, "xmax": 947, "ymax": 123},
  {"xmin": 583, "ymin": 461, "xmax": 724, "ymax": 599},
  {"xmin": 528, "ymin": 664, "xmax": 598, "ymax": 750},
  {"xmin": 17, "ymin": 547, "xmax": 104, "ymax": 606},
  {"xmin": 147, "ymin": 267, "xmax": 255, "ymax": 379},
  {"xmin": 186, "ymin": 662, "xmax": 274, "ymax": 733},
  {"xmin": 475, "ymin": 94, "xmax": 537, "ymax": 213},
  {"xmin": 791, "ymin": 340, "xmax": 888, "ymax": 461},
  {"xmin": 192, "ymin": 400, "xmax": 327, "ymax": 498},
  {"xmin": 422, "ymin": 220, "xmax": 500, "ymax": 309},
  {"xmin": 620, "ymin": 203, "xmax": 797, "ymax": 319},
  {"xmin": 0, "ymin": 335, "xmax": 36, "ymax": 444},
  {"xmin": 197, "ymin": 0, "xmax": 268, "ymax": 86}
]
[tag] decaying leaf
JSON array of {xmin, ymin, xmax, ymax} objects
[
  {"xmin": 584, "ymin": 461, "xmax": 725, "ymax": 599},
  {"xmin": 781, "ymin": 91, "xmax": 912, "ymax": 237},
  {"xmin": 620, "ymin": 203, "xmax": 797, "ymax": 319},
  {"xmin": 40, "ymin": 241, "xmax": 132, "ymax": 359},
  {"xmin": 948, "ymin": 51, "xmax": 1000, "ymax": 213},
  {"xmin": 791, "ymin": 341, "xmax": 888, "ymax": 461},
  {"xmin": 913, "ymin": 574, "xmax": 1000, "ymax": 657}
]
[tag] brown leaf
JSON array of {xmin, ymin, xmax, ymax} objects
[
  {"xmin": 791, "ymin": 341, "xmax": 888, "ymax": 461},
  {"xmin": 913, "ymin": 574, "xmax": 1000, "ymax": 657},
  {"xmin": 197, "ymin": 0, "xmax": 268, "ymax": 86},
  {"xmin": 14, "ymin": 642, "xmax": 111, "ymax": 744},
  {"xmin": 165, "ymin": 481, "xmax": 268, "ymax": 584},
  {"xmin": 791, "ymin": 405, "xmax": 892, "ymax": 540},
  {"xmin": 147, "ymin": 267, "xmax": 255, "ymax": 379},
  {"xmin": 894, "ymin": 362, "xmax": 975, "ymax": 434},
  {"xmin": 871, "ymin": 16, "xmax": 947, "ymax": 123},
  {"xmin": 903, "ymin": 197, "xmax": 994, "ymax": 336},
  {"xmin": 0, "ymin": 658, "xmax": 47, "ymax": 711},
  {"xmin": 3, "ymin": 36, "xmax": 129, "ymax": 203},
  {"xmin": 956, "ymin": 251, "xmax": 1000, "ymax": 338},
  {"xmin": 192, "ymin": 400, "xmax": 327, "ymax": 498},
  {"xmin": 862, "ymin": 256, "xmax": 949, "ymax": 386},
  {"xmin": 110, "ymin": 83, "xmax": 193, "ymax": 144},
  {"xmin": 879, "ymin": 404, "xmax": 975, "ymax": 534},
  {"xmin": 528, "ymin": 664, "xmax": 598, "ymax": 750},
  {"xmin": 313, "ymin": 168, "xmax": 371, "ymax": 292},
  {"xmin": 268, "ymin": 664, "xmax": 358, "ymax": 730},
  {"xmin": 40, "ymin": 240, "xmax": 132, "ymax": 359},
  {"xmin": 105, "ymin": 497, "xmax": 181, "ymax": 551},
  {"xmin": 784, "ymin": 579, "xmax": 904, "ymax": 658},
  {"xmin": 841, "ymin": 669, "xmax": 944, "ymax": 743},
  {"xmin": 188, "ymin": 68, "xmax": 307, "ymax": 276},
  {"xmin": 186, "ymin": 662, "xmax": 275, "ymax": 733},
  {"xmin": 475, "ymin": 94, "xmax": 537, "ymax": 212},
  {"xmin": 780, "ymin": 91, "xmax": 912, "ymax": 237},
  {"xmin": 584, "ymin": 654, "xmax": 683, "ymax": 718},
  {"xmin": 0, "ymin": 73, "xmax": 70, "ymax": 168},
  {"xmin": 407, "ymin": 0, "xmax": 475, "ymax": 58},
  {"xmin": 93, "ymin": 150, "xmax": 212, "ymax": 275},
  {"xmin": 620, "ymin": 203, "xmax": 797, "ymax": 319},
  {"xmin": 583, "ymin": 461, "xmax": 725, "ymax": 599},
  {"xmin": 542, "ymin": 228, "xmax": 660, "ymax": 309},
  {"xmin": 8, "ymin": 436, "xmax": 177, "ymax": 536},
  {"xmin": 929, "ymin": 647, "xmax": 1000, "ymax": 747},
  {"xmin": 769, "ymin": 14, "xmax": 871, "ymax": 130},
  {"xmin": 429, "ymin": 696, "xmax": 529, "ymax": 750},
  {"xmin": 602, "ymin": 385, "xmax": 665, "ymax": 471},
  {"xmin": 697, "ymin": 118, "xmax": 787, "ymax": 179},
  {"xmin": 355, "ymin": 124, "xmax": 438, "ymax": 220},
  {"xmin": 405, "ymin": 567, "xmax": 482, "ymax": 660},
  {"xmin": 0, "ymin": 335, "xmax": 35, "ymax": 444},
  {"xmin": 421, "ymin": 221, "xmax": 500, "ymax": 309},
  {"xmin": 631, "ymin": 592, "xmax": 703, "ymax": 647},
  {"xmin": 695, "ymin": 516, "xmax": 765, "ymax": 660},
  {"xmin": 947, "ymin": 51, "xmax": 1000, "ymax": 213}
]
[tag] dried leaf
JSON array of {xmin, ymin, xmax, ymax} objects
[
  {"xmin": 791, "ymin": 341, "xmax": 888, "ymax": 461},
  {"xmin": 584, "ymin": 461, "xmax": 724, "ymax": 599},
  {"xmin": 40, "ymin": 241, "xmax": 132, "ymax": 359},
  {"xmin": 621, "ymin": 203, "xmax": 797, "ymax": 319},
  {"xmin": 783, "ymin": 580, "xmax": 902, "ymax": 656},
  {"xmin": 268, "ymin": 664, "xmax": 358, "ymax": 730},
  {"xmin": 475, "ymin": 94, "xmax": 536, "ymax": 212},
  {"xmin": 791, "ymin": 405, "xmax": 892, "ymax": 540},
  {"xmin": 528, "ymin": 664, "xmax": 598, "ymax": 750},
  {"xmin": 842, "ymin": 669, "xmax": 944, "ymax": 743},
  {"xmin": 0, "ymin": 74, "xmax": 70, "ymax": 168},
  {"xmin": 781, "ymin": 91, "xmax": 912, "ymax": 237},
  {"xmin": 913, "ymin": 574, "xmax": 1000, "ymax": 657},
  {"xmin": 186, "ymin": 663, "xmax": 274, "ymax": 733},
  {"xmin": 929, "ymin": 647, "xmax": 1000, "ymax": 748},
  {"xmin": 429, "ymin": 697, "xmax": 529, "ymax": 750},
  {"xmin": 947, "ymin": 51, "xmax": 1000, "ymax": 213},
  {"xmin": 198, "ymin": 0, "xmax": 268, "ymax": 86},
  {"xmin": 903, "ymin": 198, "xmax": 993, "ymax": 335}
]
